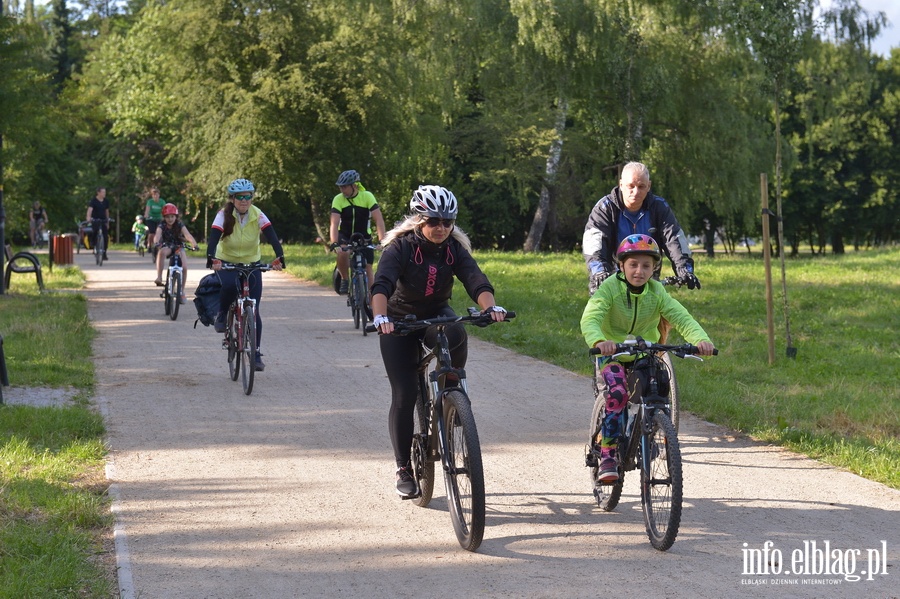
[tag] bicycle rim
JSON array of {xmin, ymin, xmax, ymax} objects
[
  {"xmin": 170, "ymin": 271, "xmax": 182, "ymax": 320},
  {"xmin": 642, "ymin": 411, "xmax": 683, "ymax": 551},
  {"xmin": 588, "ymin": 394, "xmax": 624, "ymax": 511},
  {"xmin": 228, "ymin": 307, "xmax": 239, "ymax": 381},
  {"xmin": 411, "ymin": 392, "xmax": 434, "ymax": 507},
  {"xmin": 351, "ymin": 277, "xmax": 362, "ymax": 329},
  {"xmin": 442, "ymin": 390, "xmax": 485, "ymax": 551},
  {"xmin": 240, "ymin": 304, "xmax": 256, "ymax": 395},
  {"xmin": 355, "ymin": 276, "xmax": 368, "ymax": 335}
]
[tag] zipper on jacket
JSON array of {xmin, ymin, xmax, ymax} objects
[{"xmin": 628, "ymin": 295, "xmax": 639, "ymax": 334}]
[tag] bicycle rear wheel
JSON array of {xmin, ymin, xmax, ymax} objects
[
  {"xmin": 588, "ymin": 393, "xmax": 624, "ymax": 511},
  {"xmin": 94, "ymin": 237, "xmax": 102, "ymax": 266},
  {"xmin": 641, "ymin": 410, "xmax": 683, "ymax": 551},
  {"xmin": 240, "ymin": 303, "xmax": 256, "ymax": 395},
  {"xmin": 442, "ymin": 389, "xmax": 485, "ymax": 552},
  {"xmin": 170, "ymin": 271, "xmax": 182, "ymax": 321},
  {"xmin": 410, "ymin": 390, "xmax": 435, "ymax": 507},
  {"xmin": 662, "ymin": 352, "xmax": 680, "ymax": 433},
  {"xmin": 227, "ymin": 306, "xmax": 239, "ymax": 381}
]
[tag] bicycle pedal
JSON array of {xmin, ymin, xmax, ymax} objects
[{"xmin": 585, "ymin": 454, "xmax": 598, "ymax": 468}]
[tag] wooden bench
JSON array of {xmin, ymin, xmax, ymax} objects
[{"xmin": 4, "ymin": 244, "xmax": 45, "ymax": 292}]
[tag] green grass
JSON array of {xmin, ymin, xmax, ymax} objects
[
  {"xmin": 285, "ymin": 244, "xmax": 900, "ymax": 489},
  {"xmin": 1, "ymin": 260, "xmax": 111, "ymax": 598}
]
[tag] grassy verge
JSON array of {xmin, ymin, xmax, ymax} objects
[
  {"xmin": 0, "ymin": 255, "xmax": 113, "ymax": 597},
  {"xmin": 284, "ymin": 244, "xmax": 900, "ymax": 489}
]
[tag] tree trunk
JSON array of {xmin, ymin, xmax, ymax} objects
[{"xmin": 524, "ymin": 100, "xmax": 567, "ymax": 252}]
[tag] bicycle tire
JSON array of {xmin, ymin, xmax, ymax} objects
[
  {"xmin": 163, "ymin": 272, "xmax": 172, "ymax": 316},
  {"xmin": 354, "ymin": 275, "xmax": 368, "ymax": 335},
  {"xmin": 642, "ymin": 410, "xmax": 683, "ymax": 551},
  {"xmin": 588, "ymin": 393, "xmax": 624, "ymax": 511},
  {"xmin": 227, "ymin": 306, "xmax": 239, "ymax": 381},
  {"xmin": 661, "ymin": 352, "xmax": 680, "ymax": 433},
  {"xmin": 170, "ymin": 271, "xmax": 182, "ymax": 321},
  {"xmin": 240, "ymin": 303, "xmax": 256, "ymax": 395},
  {"xmin": 95, "ymin": 235, "xmax": 103, "ymax": 266},
  {"xmin": 138, "ymin": 242, "xmax": 145, "ymax": 257},
  {"xmin": 410, "ymin": 391, "xmax": 435, "ymax": 507},
  {"xmin": 442, "ymin": 389, "xmax": 485, "ymax": 552}
]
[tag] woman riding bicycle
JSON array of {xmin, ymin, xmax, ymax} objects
[
  {"xmin": 580, "ymin": 234, "xmax": 715, "ymax": 483},
  {"xmin": 153, "ymin": 203, "xmax": 199, "ymax": 303},
  {"xmin": 370, "ymin": 184, "xmax": 506, "ymax": 497},
  {"xmin": 30, "ymin": 201, "xmax": 48, "ymax": 248},
  {"xmin": 206, "ymin": 178, "xmax": 285, "ymax": 373}
]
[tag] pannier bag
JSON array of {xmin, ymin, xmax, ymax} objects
[{"xmin": 193, "ymin": 273, "xmax": 222, "ymax": 329}]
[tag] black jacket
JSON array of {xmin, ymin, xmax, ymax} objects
[
  {"xmin": 582, "ymin": 187, "xmax": 693, "ymax": 277},
  {"xmin": 371, "ymin": 230, "xmax": 494, "ymax": 319}
]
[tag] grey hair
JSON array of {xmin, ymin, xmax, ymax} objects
[
  {"xmin": 382, "ymin": 214, "xmax": 473, "ymax": 253},
  {"xmin": 621, "ymin": 161, "xmax": 650, "ymax": 182}
]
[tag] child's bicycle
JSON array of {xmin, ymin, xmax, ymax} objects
[
  {"xmin": 331, "ymin": 234, "xmax": 377, "ymax": 335},
  {"xmin": 220, "ymin": 262, "xmax": 276, "ymax": 396},
  {"xmin": 586, "ymin": 336, "xmax": 716, "ymax": 551},
  {"xmin": 367, "ymin": 308, "xmax": 516, "ymax": 551},
  {"xmin": 136, "ymin": 233, "xmax": 146, "ymax": 257},
  {"xmin": 159, "ymin": 243, "xmax": 197, "ymax": 321}
]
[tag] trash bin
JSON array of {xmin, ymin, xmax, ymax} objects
[{"xmin": 53, "ymin": 235, "xmax": 74, "ymax": 265}]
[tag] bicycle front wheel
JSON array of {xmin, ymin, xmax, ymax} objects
[
  {"xmin": 240, "ymin": 303, "xmax": 257, "ymax": 395},
  {"xmin": 410, "ymin": 391, "xmax": 435, "ymax": 507},
  {"xmin": 641, "ymin": 410, "xmax": 683, "ymax": 551},
  {"xmin": 94, "ymin": 239, "xmax": 102, "ymax": 266},
  {"xmin": 170, "ymin": 271, "xmax": 183, "ymax": 321},
  {"xmin": 442, "ymin": 389, "xmax": 485, "ymax": 552},
  {"xmin": 164, "ymin": 275, "xmax": 174, "ymax": 316},
  {"xmin": 588, "ymin": 393, "xmax": 624, "ymax": 511},
  {"xmin": 353, "ymin": 275, "xmax": 368, "ymax": 335},
  {"xmin": 227, "ymin": 306, "xmax": 239, "ymax": 381}
]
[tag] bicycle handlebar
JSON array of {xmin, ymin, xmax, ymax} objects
[
  {"xmin": 589, "ymin": 336, "xmax": 718, "ymax": 359},
  {"xmin": 365, "ymin": 310, "xmax": 516, "ymax": 334},
  {"xmin": 218, "ymin": 262, "xmax": 277, "ymax": 272}
]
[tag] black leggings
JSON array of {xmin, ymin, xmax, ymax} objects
[{"xmin": 381, "ymin": 312, "xmax": 468, "ymax": 467}]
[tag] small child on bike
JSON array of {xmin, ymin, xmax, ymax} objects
[
  {"xmin": 132, "ymin": 215, "xmax": 148, "ymax": 251},
  {"xmin": 153, "ymin": 203, "xmax": 199, "ymax": 303},
  {"xmin": 581, "ymin": 234, "xmax": 716, "ymax": 483}
]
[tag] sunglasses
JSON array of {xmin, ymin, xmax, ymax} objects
[
  {"xmin": 424, "ymin": 217, "xmax": 455, "ymax": 228},
  {"xmin": 233, "ymin": 194, "xmax": 253, "ymax": 201}
]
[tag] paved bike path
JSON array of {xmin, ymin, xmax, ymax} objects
[{"xmin": 82, "ymin": 250, "xmax": 900, "ymax": 598}]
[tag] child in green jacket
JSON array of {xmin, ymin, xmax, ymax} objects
[{"xmin": 581, "ymin": 234, "xmax": 716, "ymax": 482}]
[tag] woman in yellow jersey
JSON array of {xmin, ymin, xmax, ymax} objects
[{"xmin": 206, "ymin": 178, "xmax": 285, "ymax": 372}]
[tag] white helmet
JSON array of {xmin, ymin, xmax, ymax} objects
[{"xmin": 409, "ymin": 185, "xmax": 458, "ymax": 219}]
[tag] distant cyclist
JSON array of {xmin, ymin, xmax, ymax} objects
[
  {"xmin": 85, "ymin": 187, "xmax": 110, "ymax": 261},
  {"xmin": 330, "ymin": 169, "xmax": 386, "ymax": 295},
  {"xmin": 153, "ymin": 203, "xmax": 199, "ymax": 304},
  {"xmin": 132, "ymin": 215, "xmax": 148, "ymax": 251},
  {"xmin": 370, "ymin": 185, "xmax": 506, "ymax": 497},
  {"xmin": 29, "ymin": 201, "xmax": 48, "ymax": 248},
  {"xmin": 206, "ymin": 178, "xmax": 285, "ymax": 372},
  {"xmin": 143, "ymin": 187, "xmax": 166, "ymax": 251}
]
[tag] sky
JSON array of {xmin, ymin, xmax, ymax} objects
[{"xmin": 29, "ymin": 0, "xmax": 898, "ymax": 56}]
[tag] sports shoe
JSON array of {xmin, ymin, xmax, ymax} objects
[
  {"xmin": 102, "ymin": 254, "xmax": 108, "ymax": 261},
  {"xmin": 213, "ymin": 314, "xmax": 227, "ymax": 334},
  {"xmin": 179, "ymin": 295, "xmax": 187, "ymax": 305},
  {"xmin": 255, "ymin": 352, "xmax": 265, "ymax": 372},
  {"xmin": 338, "ymin": 278, "xmax": 349, "ymax": 295},
  {"xmin": 598, "ymin": 457, "xmax": 619, "ymax": 483},
  {"xmin": 395, "ymin": 466, "xmax": 417, "ymax": 497}
]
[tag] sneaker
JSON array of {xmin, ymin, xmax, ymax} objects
[
  {"xmin": 598, "ymin": 457, "xmax": 619, "ymax": 483},
  {"xmin": 102, "ymin": 254, "xmax": 108, "ymax": 261},
  {"xmin": 179, "ymin": 295, "xmax": 187, "ymax": 305},
  {"xmin": 255, "ymin": 352, "xmax": 265, "ymax": 372},
  {"xmin": 396, "ymin": 466, "xmax": 417, "ymax": 497},
  {"xmin": 338, "ymin": 278, "xmax": 349, "ymax": 295},
  {"xmin": 213, "ymin": 314, "xmax": 227, "ymax": 333}
]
